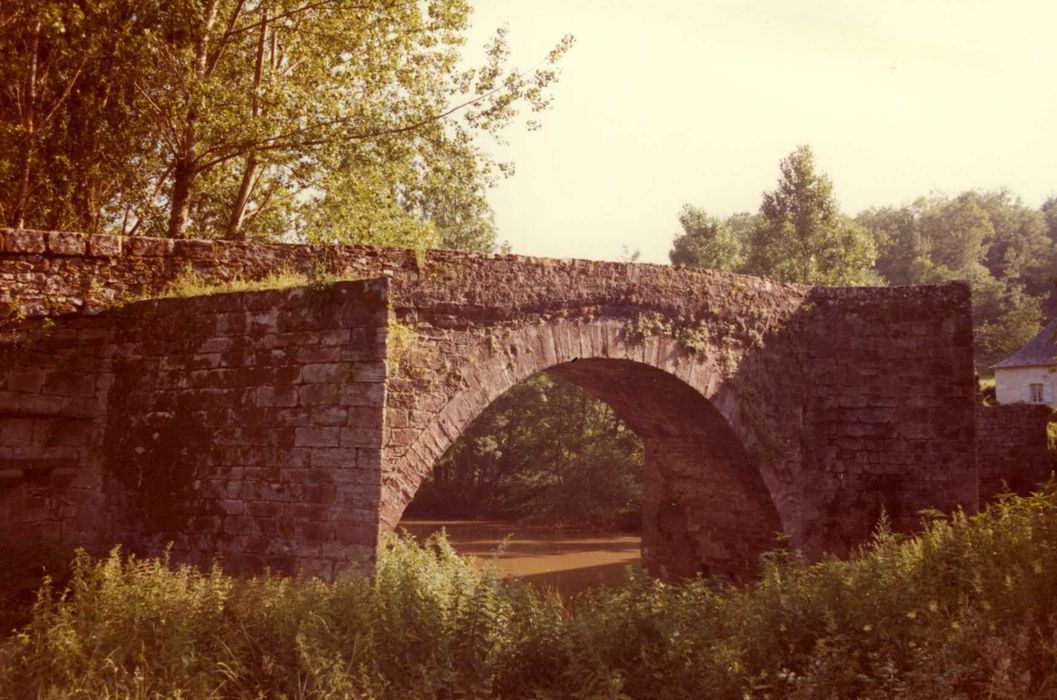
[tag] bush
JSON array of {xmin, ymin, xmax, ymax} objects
[{"xmin": 5, "ymin": 486, "xmax": 1057, "ymax": 697}]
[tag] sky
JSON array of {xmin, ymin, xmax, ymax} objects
[{"xmin": 459, "ymin": 0, "xmax": 1057, "ymax": 264}]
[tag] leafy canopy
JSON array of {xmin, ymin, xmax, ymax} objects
[{"xmin": 0, "ymin": 0, "xmax": 573, "ymax": 251}]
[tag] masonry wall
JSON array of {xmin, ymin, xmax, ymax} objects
[
  {"xmin": 0, "ymin": 229, "xmax": 992, "ymax": 579},
  {"xmin": 375, "ymin": 278, "xmax": 977, "ymax": 566},
  {"xmin": 977, "ymin": 404, "xmax": 1054, "ymax": 502},
  {"xmin": 0, "ymin": 316, "xmax": 112, "ymax": 546},
  {"xmin": 1, "ymin": 279, "xmax": 389, "ymax": 579},
  {"xmin": 794, "ymin": 285, "xmax": 977, "ymax": 555}
]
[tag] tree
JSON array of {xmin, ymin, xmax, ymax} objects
[
  {"xmin": 856, "ymin": 190, "xmax": 1050, "ymax": 368},
  {"xmin": 973, "ymin": 272, "xmax": 1043, "ymax": 368},
  {"xmin": 1043, "ymin": 195, "xmax": 1057, "ymax": 244},
  {"xmin": 921, "ymin": 195, "xmax": 991, "ymax": 275},
  {"xmin": 0, "ymin": 1, "xmax": 162, "ymax": 233},
  {"xmin": 968, "ymin": 190, "xmax": 1056, "ymax": 313},
  {"xmin": 0, "ymin": 0, "xmax": 573, "ymax": 253},
  {"xmin": 856, "ymin": 204, "xmax": 924, "ymax": 285},
  {"xmin": 668, "ymin": 205, "xmax": 743, "ymax": 271},
  {"xmin": 408, "ymin": 374, "xmax": 644, "ymax": 529},
  {"xmin": 745, "ymin": 145, "xmax": 876, "ymax": 285}
]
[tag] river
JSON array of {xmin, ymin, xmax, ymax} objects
[{"xmin": 398, "ymin": 520, "xmax": 641, "ymax": 597}]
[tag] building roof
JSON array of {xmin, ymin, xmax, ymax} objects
[{"xmin": 991, "ymin": 319, "xmax": 1057, "ymax": 369}]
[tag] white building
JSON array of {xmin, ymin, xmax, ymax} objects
[{"xmin": 992, "ymin": 319, "xmax": 1057, "ymax": 407}]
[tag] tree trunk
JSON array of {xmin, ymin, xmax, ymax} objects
[
  {"xmin": 224, "ymin": 6, "xmax": 269, "ymax": 240},
  {"xmin": 13, "ymin": 134, "xmax": 34, "ymax": 230},
  {"xmin": 11, "ymin": 20, "xmax": 41, "ymax": 229},
  {"xmin": 225, "ymin": 155, "xmax": 259, "ymax": 240},
  {"xmin": 166, "ymin": 0, "xmax": 220, "ymax": 238},
  {"xmin": 168, "ymin": 152, "xmax": 195, "ymax": 238}
]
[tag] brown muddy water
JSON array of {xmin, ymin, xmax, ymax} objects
[{"xmin": 398, "ymin": 520, "xmax": 641, "ymax": 597}]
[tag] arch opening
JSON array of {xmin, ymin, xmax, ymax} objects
[
  {"xmin": 401, "ymin": 371, "xmax": 643, "ymax": 593},
  {"xmin": 395, "ymin": 356, "xmax": 784, "ymax": 582}
]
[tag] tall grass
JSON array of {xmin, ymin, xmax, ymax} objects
[{"xmin": 5, "ymin": 486, "xmax": 1057, "ymax": 698}]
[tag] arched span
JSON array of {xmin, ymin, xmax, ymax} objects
[{"xmin": 381, "ymin": 319, "xmax": 787, "ymax": 580}]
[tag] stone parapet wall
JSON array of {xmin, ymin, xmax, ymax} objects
[{"xmin": 978, "ymin": 404, "xmax": 1054, "ymax": 501}]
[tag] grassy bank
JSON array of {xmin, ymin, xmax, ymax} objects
[{"xmin": 5, "ymin": 487, "xmax": 1057, "ymax": 698}]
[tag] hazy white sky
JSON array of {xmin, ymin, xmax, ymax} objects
[{"xmin": 461, "ymin": 1, "xmax": 1057, "ymax": 264}]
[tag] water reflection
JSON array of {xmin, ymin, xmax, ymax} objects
[{"xmin": 399, "ymin": 520, "xmax": 641, "ymax": 597}]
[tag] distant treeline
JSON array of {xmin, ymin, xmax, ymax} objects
[{"xmin": 670, "ymin": 145, "xmax": 1057, "ymax": 369}]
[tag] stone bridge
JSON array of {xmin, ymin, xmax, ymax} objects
[{"xmin": 0, "ymin": 229, "xmax": 1048, "ymax": 580}]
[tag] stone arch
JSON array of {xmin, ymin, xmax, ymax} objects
[{"xmin": 382, "ymin": 318, "xmax": 787, "ymax": 579}]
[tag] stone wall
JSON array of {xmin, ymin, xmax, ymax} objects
[
  {"xmin": 0, "ymin": 229, "xmax": 986, "ymax": 579},
  {"xmin": 0, "ymin": 315, "xmax": 112, "ymax": 545},
  {"xmin": 378, "ymin": 279, "xmax": 977, "ymax": 573},
  {"xmin": 1, "ymin": 278, "xmax": 389, "ymax": 578},
  {"xmin": 977, "ymin": 404, "xmax": 1054, "ymax": 501}
]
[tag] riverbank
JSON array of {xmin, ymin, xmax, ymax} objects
[{"xmin": 400, "ymin": 519, "xmax": 640, "ymax": 596}]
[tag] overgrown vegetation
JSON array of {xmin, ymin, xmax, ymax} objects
[
  {"xmin": 149, "ymin": 266, "xmax": 314, "ymax": 299},
  {"xmin": 6, "ymin": 485, "xmax": 1057, "ymax": 697},
  {"xmin": 407, "ymin": 374, "xmax": 644, "ymax": 530}
]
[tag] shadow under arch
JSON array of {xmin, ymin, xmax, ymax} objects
[{"xmin": 382, "ymin": 319, "xmax": 786, "ymax": 580}]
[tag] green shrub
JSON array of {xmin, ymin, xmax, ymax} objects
[{"xmin": 6, "ymin": 487, "xmax": 1057, "ymax": 697}]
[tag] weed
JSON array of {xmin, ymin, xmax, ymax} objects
[
  {"xmin": 147, "ymin": 265, "xmax": 313, "ymax": 300},
  {"xmin": 6, "ymin": 483, "xmax": 1057, "ymax": 698}
]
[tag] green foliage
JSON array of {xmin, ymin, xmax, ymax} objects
[
  {"xmin": 0, "ymin": 1, "xmax": 162, "ymax": 232},
  {"xmin": 8, "ymin": 486, "xmax": 1057, "ymax": 697},
  {"xmin": 408, "ymin": 374, "xmax": 644, "ymax": 530},
  {"xmin": 148, "ymin": 265, "xmax": 314, "ymax": 300},
  {"xmin": 856, "ymin": 190, "xmax": 1052, "ymax": 368},
  {"xmin": 386, "ymin": 319, "xmax": 419, "ymax": 375},
  {"xmin": 673, "ymin": 148, "xmax": 1054, "ymax": 368},
  {"xmin": 669, "ymin": 204, "xmax": 744, "ymax": 271},
  {"xmin": 0, "ymin": 0, "xmax": 573, "ymax": 250},
  {"xmin": 671, "ymin": 146, "xmax": 876, "ymax": 285},
  {"xmin": 745, "ymin": 145, "xmax": 877, "ymax": 285}
]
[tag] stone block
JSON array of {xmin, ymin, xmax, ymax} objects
[
  {"xmin": 174, "ymin": 239, "xmax": 215, "ymax": 259},
  {"xmin": 295, "ymin": 426, "xmax": 340, "ymax": 448},
  {"xmin": 6, "ymin": 229, "xmax": 46, "ymax": 254},
  {"xmin": 298, "ymin": 384, "xmax": 339, "ymax": 406},
  {"xmin": 46, "ymin": 231, "xmax": 87, "ymax": 256},
  {"xmin": 128, "ymin": 236, "xmax": 174, "ymax": 257},
  {"xmin": 87, "ymin": 234, "xmax": 122, "ymax": 257}
]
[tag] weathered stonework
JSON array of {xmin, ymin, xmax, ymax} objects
[
  {"xmin": 0, "ymin": 229, "xmax": 1036, "ymax": 580},
  {"xmin": 977, "ymin": 404, "xmax": 1054, "ymax": 501},
  {"xmin": 1, "ymin": 279, "xmax": 388, "ymax": 579}
]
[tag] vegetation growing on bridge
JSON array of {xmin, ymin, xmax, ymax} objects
[{"xmin": 5, "ymin": 483, "xmax": 1057, "ymax": 698}]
